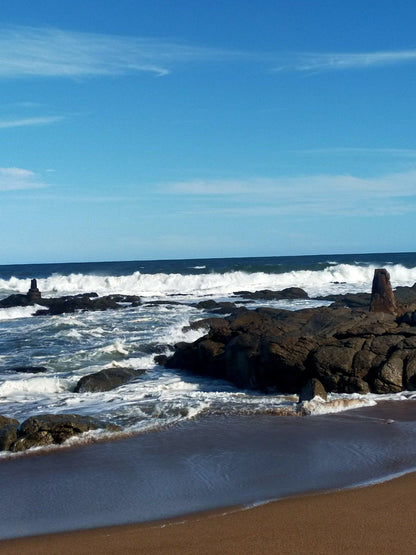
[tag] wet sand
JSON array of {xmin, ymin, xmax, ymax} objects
[
  {"xmin": 1, "ymin": 401, "xmax": 416, "ymax": 549},
  {"xmin": 2, "ymin": 470, "xmax": 416, "ymax": 554}
]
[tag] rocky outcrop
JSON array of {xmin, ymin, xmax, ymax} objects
[
  {"xmin": 0, "ymin": 414, "xmax": 121, "ymax": 453},
  {"xmin": 35, "ymin": 294, "xmax": 141, "ymax": 316},
  {"xmin": 234, "ymin": 288, "xmax": 309, "ymax": 301},
  {"xmin": 0, "ymin": 281, "xmax": 141, "ymax": 316},
  {"xmin": 74, "ymin": 367, "xmax": 145, "ymax": 393},
  {"xmin": 164, "ymin": 296, "xmax": 416, "ymax": 395},
  {"xmin": 370, "ymin": 269, "xmax": 397, "ymax": 314}
]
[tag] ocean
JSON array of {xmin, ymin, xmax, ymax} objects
[{"xmin": 1, "ymin": 251, "xmax": 416, "ymax": 450}]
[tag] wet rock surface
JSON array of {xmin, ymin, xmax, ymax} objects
[
  {"xmin": 233, "ymin": 287, "xmax": 309, "ymax": 301},
  {"xmin": 0, "ymin": 413, "xmax": 121, "ymax": 453},
  {"xmin": 74, "ymin": 367, "xmax": 146, "ymax": 393},
  {"xmin": 6, "ymin": 366, "xmax": 48, "ymax": 374},
  {"xmin": 165, "ymin": 281, "xmax": 416, "ymax": 396},
  {"xmin": 0, "ymin": 281, "xmax": 141, "ymax": 315}
]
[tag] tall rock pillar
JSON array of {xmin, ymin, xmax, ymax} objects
[{"xmin": 369, "ymin": 269, "xmax": 397, "ymax": 314}]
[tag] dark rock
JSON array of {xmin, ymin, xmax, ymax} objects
[
  {"xmin": 163, "ymin": 293, "xmax": 416, "ymax": 395},
  {"xmin": 0, "ymin": 290, "xmax": 140, "ymax": 317},
  {"xmin": 299, "ymin": 378, "xmax": 327, "ymax": 402},
  {"xmin": 234, "ymin": 288, "xmax": 309, "ymax": 300},
  {"xmin": 154, "ymin": 354, "xmax": 168, "ymax": 365},
  {"xmin": 394, "ymin": 283, "xmax": 416, "ymax": 305},
  {"xmin": 316, "ymin": 292, "xmax": 371, "ymax": 309},
  {"xmin": 7, "ymin": 366, "xmax": 47, "ymax": 374},
  {"xmin": 74, "ymin": 367, "xmax": 145, "ymax": 393},
  {"xmin": 194, "ymin": 300, "xmax": 240, "ymax": 314},
  {"xmin": 404, "ymin": 354, "xmax": 416, "ymax": 390},
  {"xmin": 0, "ymin": 294, "xmax": 30, "ymax": 308},
  {"xmin": 370, "ymin": 269, "xmax": 397, "ymax": 314},
  {"xmin": 9, "ymin": 413, "xmax": 121, "ymax": 452},
  {"xmin": 0, "ymin": 415, "xmax": 19, "ymax": 429},
  {"xmin": 27, "ymin": 278, "xmax": 41, "ymax": 303},
  {"xmin": 0, "ymin": 423, "xmax": 19, "ymax": 451},
  {"xmin": 397, "ymin": 310, "xmax": 416, "ymax": 326}
]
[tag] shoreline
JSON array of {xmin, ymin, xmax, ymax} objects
[
  {"xmin": 2, "ymin": 401, "xmax": 416, "ymax": 541},
  {"xmin": 2, "ymin": 470, "xmax": 416, "ymax": 554}
]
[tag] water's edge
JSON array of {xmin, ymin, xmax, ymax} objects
[{"xmin": 1, "ymin": 401, "xmax": 416, "ymax": 540}]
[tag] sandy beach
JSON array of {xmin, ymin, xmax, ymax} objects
[{"xmin": 2, "ymin": 470, "xmax": 416, "ymax": 554}]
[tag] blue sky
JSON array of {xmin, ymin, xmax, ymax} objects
[{"xmin": 1, "ymin": 0, "xmax": 416, "ymax": 264}]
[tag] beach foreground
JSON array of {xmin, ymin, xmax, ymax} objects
[{"xmin": 2, "ymin": 471, "xmax": 416, "ymax": 554}]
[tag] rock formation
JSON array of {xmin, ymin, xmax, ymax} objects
[
  {"xmin": 163, "ymin": 270, "xmax": 416, "ymax": 397},
  {"xmin": 0, "ymin": 413, "xmax": 120, "ymax": 452},
  {"xmin": 27, "ymin": 278, "xmax": 41, "ymax": 303},
  {"xmin": 74, "ymin": 367, "xmax": 145, "ymax": 393},
  {"xmin": 370, "ymin": 269, "xmax": 397, "ymax": 314}
]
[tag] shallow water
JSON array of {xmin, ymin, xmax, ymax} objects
[{"xmin": 1, "ymin": 401, "xmax": 416, "ymax": 539}]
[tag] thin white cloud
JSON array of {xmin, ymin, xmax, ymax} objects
[
  {"xmin": 0, "ymin": 116, "xmax": 64, "ymax": 129},
  {"xmin": 164, "ymin": 171, "xmax": 416, "ymax": 197},
  {"xmin": 299, "ymin": 147, "xmax": 416, "ymax": 157},
  {"xmin": 163, "ymin": 170, "xmax": 416, "ymax": 216},
  {"xmin": 0, "ymin": 25, "xmax": 242, "ymax": 79},
  {"xmin": 275, "ymin": 49, "xmax": 416, "ymax": 72},
  {"xmin": 0, "ymin": 167, "xmax": 47, "ymax": 191}
]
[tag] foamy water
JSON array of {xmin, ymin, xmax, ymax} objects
[
  {"xmin": 0, "ymin": 253, "xmax": 415, "ymax": 452},
  {"xmin": 1, "ymin": 262, "xmax": 416, "ymax": 299}
]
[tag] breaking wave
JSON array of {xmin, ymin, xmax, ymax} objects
[{"xmin": 0, "ymin": 263, "xmax": 415, "ymax": 299}]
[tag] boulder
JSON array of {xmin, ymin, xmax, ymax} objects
[
  {"xmin": 8, "ymin": 414, "xmax": 121, "ymax": 452},
  {"xmin": 299, "ymin": 378, "xmax": 327, "ymax": 402},
  {"xmin": 0, "ymin": 415, "xmax": 19, "ymax": 429},
  {"xmin": 370, "ymin": 269, "xmax": 397, "ymax": 314},
  {"xmin": 0, "ymin": 414, "xmax": 20, "ymax": 451},
  {"xmin": 0, "ymin": 423, "xmax": 19, "ymax": 451},
  {"xmin": 74, "ymin": 367, "xmax": 145, "ymax": 393}
]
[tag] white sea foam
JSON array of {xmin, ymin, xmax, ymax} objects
[
  {"xmin": 301, "ymin": 395, "xmax": 376, "ymax": 415},
  {"xmin": 0, "ymin": 376, "xmax": 67, "ymax": 396},
  {"xmin": 0, "ymin": 305, "xmax": 42, "ymax": 321},
  {"xmin": 0, "ymin": 263, "xmax": 415, "ymax": 300}
]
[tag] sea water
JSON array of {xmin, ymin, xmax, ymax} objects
[{"xmin": 1, "ymin": 252, "xmax": 416, "ymax": 452}]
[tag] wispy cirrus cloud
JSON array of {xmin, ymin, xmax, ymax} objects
[
  {"xmin": 0, "ymin": 116, "xmax": 64, "ymax": 129},
  {"xmin": 0, "ymin": 167, "xmax": 47, "ymax": 191},
  {"xmin": 0, "ymin": 25, "xmax": 242, "ymax": 79},
  {"xmin": 275, "ymin": 49, "xmax": 416, "ymax": 72},
  {"xmin": 1, "ymin": 25, "xmax": 415, "ymax": 79},
  {"xmin": 163, "ymin": 169, "xmax": 416, "ymax": 216}
]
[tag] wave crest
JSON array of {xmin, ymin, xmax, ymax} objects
[{"xmin": 0, "ymin": 263, "xmax": 415, "ymax": 299}]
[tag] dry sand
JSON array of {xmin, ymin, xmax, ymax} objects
[{"xmin": 2, "ymin": 471, "xmax": 416, "ymax": 555}]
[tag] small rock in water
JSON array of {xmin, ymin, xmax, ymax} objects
[
  {"xmin": 8, "ymin": 413, "xmax": 121, "ymax": 452},
  {"xmin": 74, "ymin": 367, "xmax": 145, "ymax": 393},
  {"xmin": 299, "ymin": 378, "xmax": 327, "ymax": 402},
  {"xmin": 9, "ymin": 366, "xmax": 47, "ymax": 374}
]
